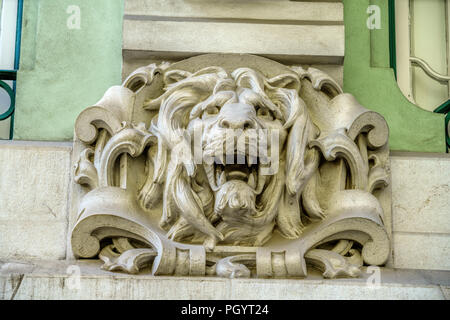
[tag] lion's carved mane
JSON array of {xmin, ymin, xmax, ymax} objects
[{"xmin": 137, "ymin": 66, "xmax": 321, "ymax": 248}]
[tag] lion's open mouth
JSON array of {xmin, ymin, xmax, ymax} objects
[{"xmin": 204, "ymin": 153, "xmax": 269, "ymax": 194}]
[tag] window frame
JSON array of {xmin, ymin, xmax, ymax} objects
[
  {"xmin": 391, "ymin": 0, "xmax": 450, "ymax": 151},
  {"xmin": 0, "ymin": 0, "xmax": 23, "ymax": 140}
]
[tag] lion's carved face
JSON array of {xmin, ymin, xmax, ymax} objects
[{"xmin": 139, "ymin": 67, "xmax": 318, "ymax": 249}]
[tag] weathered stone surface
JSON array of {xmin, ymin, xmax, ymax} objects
[
  {"xmin": 0, "ymin": 260, "xmax": 448, "ymax": 300},
  {"xmin": 389, "ymin": 152, "xmax": 450, "ymax": 271},
  {"xmin": 124, "ymin": 0, "xmax": 344, "ymax": 23},
  {"xmin": 0, "ymin": 221, "xmax": 68, "ymax": 261},
  {"xmin": 0, "ymin": 141, "xmax": 72, "ymax": 260},
  {"xmin": 393, "ymin": 233, "xmax": 450, "ymax": 271},
  {"xmin": 123, "ymin": 20, "xmax": 344, "ymax": 64},
  {"xmin": 441, "ymin": 286, "xmax": 450, "ymax": 299},
  {"xmin": 391, "ymin": 152, "xmax": 450, "ymax": 234}
]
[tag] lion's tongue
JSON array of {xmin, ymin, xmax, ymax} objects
[{"xmin": 224, "ymin": 164, "xmax": 249, "ymax": 181}]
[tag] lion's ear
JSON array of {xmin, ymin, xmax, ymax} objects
[
  {"xmin": 265, "ymin": 74, "xmax": 302, "ymax": 128},
  {"xmin": 266, "ymin": 74, "xmax": 300, "ymax": 91},
  {"xmin": 164, "ymin": 70, "xmax": 192, "ymax": 85}
]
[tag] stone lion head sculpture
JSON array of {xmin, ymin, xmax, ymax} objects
[
  {"xmin": 136, "ymin": 65, "xmax": 321, "ymax": 249},
  {"xmin": 72, "ymin": 54, "xmax": 390, "ymax": 278}
]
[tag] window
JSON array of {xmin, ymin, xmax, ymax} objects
[
  {"xmin": 395, "ymin": 0, "xmax": 450, "ymax": 150},
  {"xmin": 0, "ymin": 0, "xmax": 23, "ymax": 140}
]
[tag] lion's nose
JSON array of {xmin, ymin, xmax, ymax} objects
[
  {"xmin": 219, "ymin": 118, "xmax": 256, "ymax": 130},
  {"xmin": 218, "ymin": 103, "xmax": 258, "ymax": 130}
]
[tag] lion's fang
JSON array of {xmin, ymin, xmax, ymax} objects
[
  {"xmin": 248, "ymin": 171, "xmax": 257, "ymax": 189},
  {"xmin": 218, "ymin": 171, "xmax": 227, "ymax": 186},
  {"xmin": 256, "ymin": 167, "xmax": 267, "ymax": 194},
  {"xmin": 247, "ymin": 155, "xmax": 254, "ymax": 167}
]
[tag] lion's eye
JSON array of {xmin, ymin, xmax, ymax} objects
[
  {"xmin": 203, "ymin": 106, "xmax": 219, "ymax": 117},
  {"xmin": 256, "ymin": 106, "xmax": 274, "ymax": 120}
]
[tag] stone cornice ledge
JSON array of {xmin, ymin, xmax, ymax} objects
[{"xmin": 0, "ymin": 259, "xmax": 448, "ymax": 300}]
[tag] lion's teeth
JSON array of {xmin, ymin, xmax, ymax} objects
[
  {"xmin": 215, "ymin": 156, "xmax": 224, "ymax": 165},
  {"xmin": 226, "ymin": 154, "xmax": 236, "ymax": 165},
  {"xmin": 247, "ymin": 155, "xmax": 253, "ymax": 167},
  {"xmin": 248, "ymin": 171, "xmax": 256, "ymax": 189},
  {"xmin": 260, "ymin": 155, "xmax": 269, "ymax": 166},
  {"xmin": 236, "ymin": 152, "xmax": 245, "ymax": 165},
  {"xmin": 215, "ymin": 166, "xmax": 220, "ymax": 182}
]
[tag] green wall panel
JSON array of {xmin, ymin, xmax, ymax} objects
[
  {"xmin": 14, "ymin": 0, "xmax": 124, "ymax": 141},
  {"xmin": 344, "ymin": 0, "xmax": 446, "ymax": 153}
]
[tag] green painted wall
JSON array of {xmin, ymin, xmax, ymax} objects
[
  {"xmin": 344, "ymin": 0, "xmax": 446, "ymax": 152},
  {"xmin": 14, "ymin": 0, "xmax": 124, "ymax": 141}
]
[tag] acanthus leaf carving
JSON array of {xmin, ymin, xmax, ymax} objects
[
  {"xmin": 310, "ymin": 129, "xmax": 369, "ymax": 190},
  {"xmin": 305, "ymin": 248, "xmax": 362, "ymax": 279},
  {"xmin": 75, "ymin": 86, "xmax": 136, "ymax": 145},
  {"xmin": 74, "ymin": 148, "xmax": 98, "ymax": 190},
  {"xmin": 97, "ymin": 123, "xmax": 156, "ymax": 188}
]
